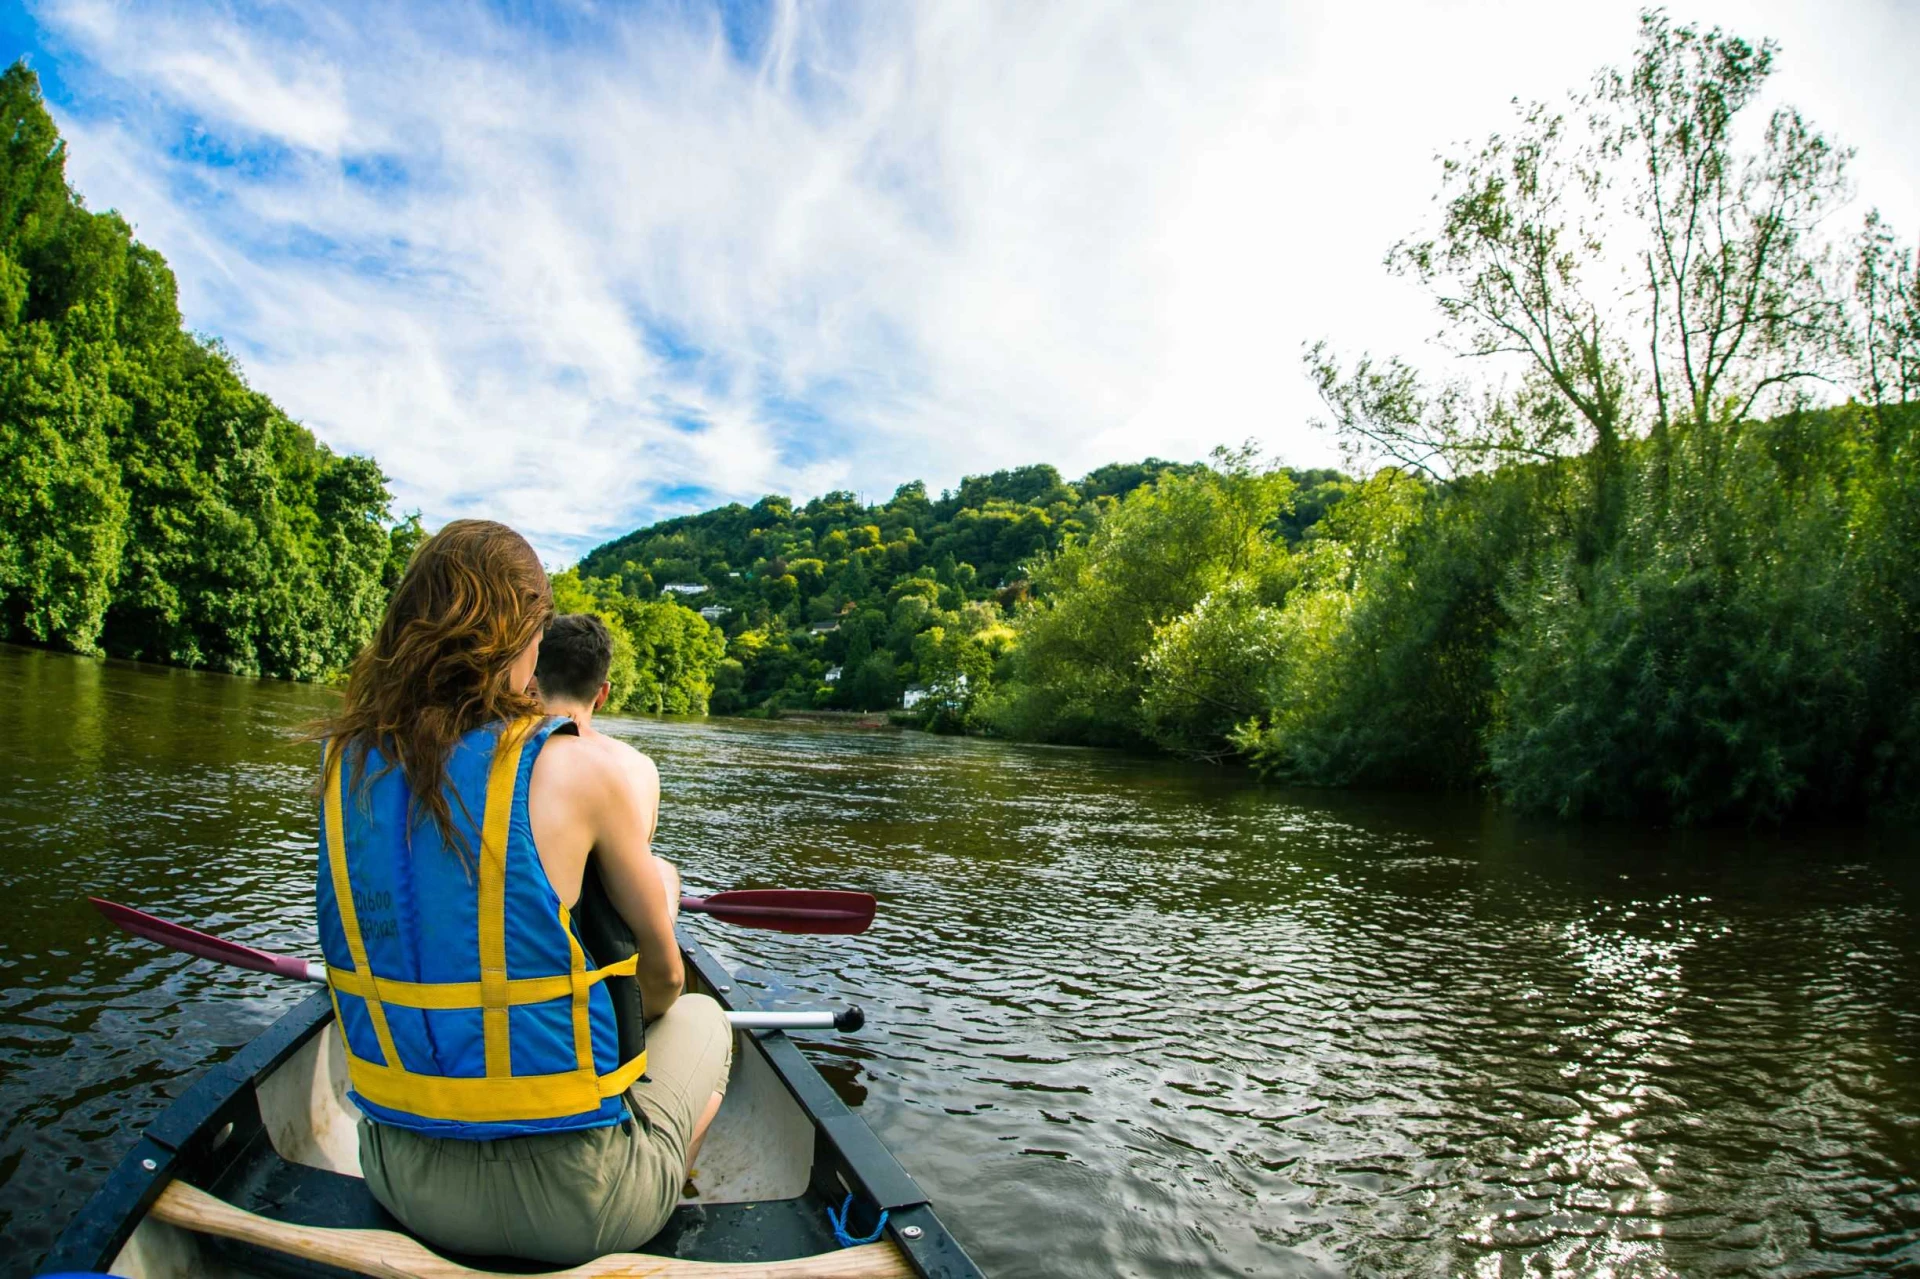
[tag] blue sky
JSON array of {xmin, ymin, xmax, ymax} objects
[{"xmin": 9, "ymin": 0, "xmax": 1920, "ymax": 563}]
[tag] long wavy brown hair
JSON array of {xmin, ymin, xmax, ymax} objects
[{"xmin": 319, "ymin": 519, "xmax": 553, "ymax": 861}]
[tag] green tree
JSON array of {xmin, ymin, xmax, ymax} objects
[
  {"xmin": 1317, "ymin": 11, "xmax": 1852, "ymax": 560},
  {"xmin": 1856, "ymin": 210, "xmax": 1920, "ymax": 408},
  {"xmin": 1281, "ymin": 13, "xmax": 1920, "ymax": 823},
  {"xmin": 992, "ymin": 449, "xmax": 1295, "ymax": 746},
  {"xmin": 0, "ymin": 313, "xmax": 127, "ymax": 649},
  {"xmin": 911, "ymin": 601, "xmax": 1015, "ymax": 732},
  {"xmin": 550, "ymin": 568, "xmax": 726, "ymax": 715},
  {"xmin": 1489, "ymin": 403, "xmax": 1920, "ymax": 821},
  {"xmin": 0, "ymin": 62, "xmax": 407, "ymax": 676},
  {"xmin": 1235, "ymin": 468, "xmax": 1545, "ymax": 788},
  {"xmin": 1139, "ymin": 577, "xmax": 1288, "ymax": 762},
  {"xmin": 843, "ymin": 652, "xmax": 902, "ymax": 711}
]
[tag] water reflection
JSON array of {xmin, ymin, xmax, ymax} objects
[{"xmin": 1, "ymin": 646, "xmax": 1916, "ymax": 1277}]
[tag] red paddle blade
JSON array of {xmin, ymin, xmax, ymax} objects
[
  {"xmin": 680, "ymin": 889, "xmax": 876, "ymax": 935},
  {"xmin": 88, "ymin": 897, "xmax": 322, "ymax": 983}
]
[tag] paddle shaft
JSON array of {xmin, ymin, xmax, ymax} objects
[{"xmin": 89, "ymin": 897, "xmax": 864, "ymax": 1034}]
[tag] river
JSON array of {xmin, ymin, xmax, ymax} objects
[{"xmin": 1, "ymin": 642, "xmax": 1916, "ymax": 1276}]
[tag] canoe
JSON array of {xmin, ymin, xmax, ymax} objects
[{"xmin": 41, "ymin": 930, "xmax": 984, "ymax": 1278}]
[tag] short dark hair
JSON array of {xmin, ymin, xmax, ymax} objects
[{"xmin": 537, "ymin": 613, "xmax": 614, "ymax": 703}]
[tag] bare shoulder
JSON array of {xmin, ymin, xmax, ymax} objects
[
  {"xmin": 538, "ymin": 730, "xmax": 657, "ymax": 799},
  {"xmin": 594, "ymin": 732, "xmax": 660, "ymax": 796},
  {"xmin": 529, "ymin": 729, "xmax": 619, "ymax": 797}
]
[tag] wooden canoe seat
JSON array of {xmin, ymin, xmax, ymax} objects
[{"xmin": 149, "ymin": 1180, "xmax": 914, "ymax": 1279}]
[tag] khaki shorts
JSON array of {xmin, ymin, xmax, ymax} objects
[{"xmin": 359, "ymin": 993, "xmax": 733, "ymax": 1265}]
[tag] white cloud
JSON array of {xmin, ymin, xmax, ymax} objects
[{"xmin": 27, "ymin": 0, "xmax": 1920, "ymax": 561}]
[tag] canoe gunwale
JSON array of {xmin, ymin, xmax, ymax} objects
[
  {"xmin": 42, "ymin": 927, "xmax": 985, "ymax": 1279},
  {"xmin": 678, "ymin": 933, "xmax": 929, "ymax": 1213}
]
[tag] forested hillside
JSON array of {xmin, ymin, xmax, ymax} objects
[
  {"xmin": 0, "ymin": 64, "xmax": 413, "ymax": 678},
  {"xmin": 567, "ymin": 459, "xmax": 1346, "ymax": 718}
]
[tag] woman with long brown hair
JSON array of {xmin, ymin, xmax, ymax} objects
[{"xmin": 314, "ymin": 519, "xmax": 730, "ymax": 1264}]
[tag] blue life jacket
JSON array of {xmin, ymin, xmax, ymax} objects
[{"xmin": 315, "ymin": 717, "xmax": 648, "ymax": 1139}]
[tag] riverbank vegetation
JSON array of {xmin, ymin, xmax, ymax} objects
[
  {"xmin": 0, "ymin": 65, "xmax": 419, "ymax": 679},
  {"xmin": 584, "ymin": 14, "xmax": 1920, "ymax": 824},
  {"xmin": 1243, "ymin": 11, "xmax": 1920, "ymax": 823}
]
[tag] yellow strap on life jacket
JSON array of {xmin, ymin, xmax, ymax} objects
[
  {"xmin": 337, "ymin": 1042, "xmax": 651, "ymax": 1122},
  {"xmin": 477, "ymin": 722, "xmax": 521, "ymax": 1077},
  {"xmin": 325, "ymin": 956, "xmax": 638, "ymax": 1009},
  {"xmin": 322, "ymin": 722, "xmax": 649, "ymax": 1124},
  {"xmin": 323, "ymin": 746, "xmax": 401, "ymax": 1072}
]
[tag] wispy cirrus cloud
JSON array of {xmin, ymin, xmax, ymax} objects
[{"xmin": 17, "ymin": 0, "xmax": 1920, "ymax": 562}]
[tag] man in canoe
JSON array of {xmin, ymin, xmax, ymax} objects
[
  {"xmin": 314, "ymin": 519, "xmax": 730, "ymax": 1265},
  {"xmin": 531, "ymin": 612, "xmax": 674, "ymax": 894},
  {"xmin": 532, "ymin": 611, "xmax": 728, "ymax": 1109}
]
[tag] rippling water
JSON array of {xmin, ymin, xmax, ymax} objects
[{"xmin": 2, "ymin": 643, "xmax": 1917, "ymax": 1276}]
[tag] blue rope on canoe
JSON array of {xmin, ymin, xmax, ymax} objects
[{"xmin": 827, "ymin": 1192, "xmax": 889, "ymax": 1247}]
